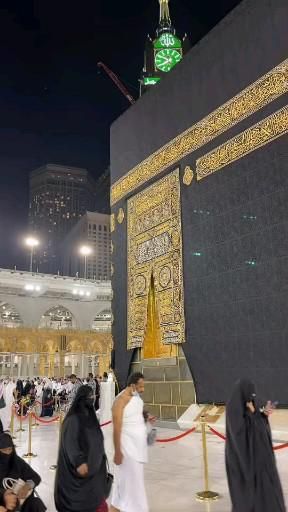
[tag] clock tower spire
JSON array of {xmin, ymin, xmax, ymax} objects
[
  {"xmin": 158, "ymin": 0, "xmax": 172, "ymax": 33},
  {"xmin": 140, "ymin": 1, "xmax": 190, "ymax": 94}
]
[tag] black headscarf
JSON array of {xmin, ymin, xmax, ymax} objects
[
  {"xmin": 0, "ymin": 434, "xmax": 16, "ymax": 477},
  {"xmin": 0, "ymin": 433, "xmax": 14, "ymax": 449},
  {"xmin": 65, "ymin": 385, "xmax": 99, "ymax": 429},
  {"xmin": 16, "ymin": 380, "xmax": 23, "ymax": 396}
]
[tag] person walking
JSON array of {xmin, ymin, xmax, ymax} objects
[
  {"xmin": 110, "ymin": 372, "xmax": 149, "ymax": 512},
  {"xmin": 67, "ymin": 375, "xmax": 81, "ymax": 408},
  {"xmin": 86, "ymin": 373, "xmax": 96, "ymax": 397},
  {"xmin": 225, "ymin": 378, "xmax": 286, "ymax": 512},
  {"xmin": 40, "ymin": 379, "xmax": 53, "ymax": 417},
  {"xmin": 54, "ymin": 385, "xmax": 108, "ymax": 512}
]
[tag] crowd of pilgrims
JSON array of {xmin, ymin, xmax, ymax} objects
[
  {"xmin": 0, "ymin": 376, "xmax": 285, "ymax": 511},
  {"xmin": 0, "ymin": 373, "xmax": 108, "ymax": 424},
  {"xmin": 0, "ymin": 372, "xmax": 109, "ymax": 512}
]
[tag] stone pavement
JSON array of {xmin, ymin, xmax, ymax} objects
[{"xmin": 11, "ymin": 419, "xmax": 288, "ymax": 512}]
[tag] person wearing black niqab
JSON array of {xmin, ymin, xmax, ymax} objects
[
  {"xmin": 225, "ymin": 378, "xmax": 286, "ymax": 512},
  {"xmin": 0, "ymin": 433, "xmax": 45, "ymax": 511},
  {"xmin": 54, "ymin": 385, "xmax": 108, "ymax": 512}
]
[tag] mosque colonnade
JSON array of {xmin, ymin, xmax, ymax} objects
[{"xmin": 0, "ymin": 327, "xmax": 112, "ymax": 378}]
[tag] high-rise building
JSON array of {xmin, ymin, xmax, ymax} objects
[
  {"xmin": 94, "ymin": 167, "xmax": 110, "ymax": 214},
  {"xmin": 61, "ymin": 211, "xmax": 111, "ymax": 281},
  {"xmin": 140, "ymin": 0, "xmax": 190, "ymax": 94},
  {"xmin": 29, "ymin": 164, "xmax": 96, "ymax": 274}
]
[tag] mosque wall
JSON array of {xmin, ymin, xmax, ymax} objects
[
  {"xmin": 0, "ymin": 294, "xmax": 111, "ymax": 331},
  {"xmin": 110, "ymin": 0, "xmax": 288, "ymax": 404}
]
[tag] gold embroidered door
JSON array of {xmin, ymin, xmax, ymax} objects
[{"xmin": 127, "ymin": 169, "xmax": 185, "ymax": 356}]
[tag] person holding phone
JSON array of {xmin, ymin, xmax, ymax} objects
[
  {"xmin": 225, "ymin": 379, "xmax": 285, "ymax": 512},
  {"xmin": 0, "ymin": 433, "xmax": 45, "ymax": 511}
]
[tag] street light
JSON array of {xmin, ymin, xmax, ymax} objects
[
  {"xmin": 79, "ymin": 246, "xmax": 92, "ymax": 280},
  {"xmin": 25, "ymin": 237, "xmax": 39, "ymax": 273}
]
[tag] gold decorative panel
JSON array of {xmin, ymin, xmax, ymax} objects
[
  {"xmin": 127, "ymin": 169, "xmax": 185, "ymax": 350},
  {"xmin": 117, "ymin": 208, "xmax": 125, "ymax": 224},
  {"xmin": 111, "ymin": 59, "xmax": 288, "ymax": 205},
  {"xmin": 183, "ymin": 166, "xmax": 194, "ymax": 185},
  {"xmin": 196, "ymin": 106, "xmax": 288, "ymax": 179}
]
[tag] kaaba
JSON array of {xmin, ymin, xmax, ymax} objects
[{"xmin": 110, "ymin": 0, "xmax": 288, "ymax": 420}]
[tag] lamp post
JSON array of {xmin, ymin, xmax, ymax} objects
[
  {"xmin": 25, "ymin": 237, "xmax": 39, "ymax": 273},
  {"xmin": 79, "ymin": 246, "xmax": 92, "ymax": 280}
]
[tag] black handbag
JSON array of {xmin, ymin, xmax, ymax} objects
[
  {"xmin": 0, "ymin": 396, "xmax": 5, "ymax": 409},
  {"xmin": 105, "ymin": 472, "xmax": 113, "ymax": 498},
  {"xmin": 105, "ymin": 458, "xmax": 114, "ymax": 498}
]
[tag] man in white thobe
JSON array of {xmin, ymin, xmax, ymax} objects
[{"xmin": 110, "ymin": 372, "xmax": 149, "ymax": 512}]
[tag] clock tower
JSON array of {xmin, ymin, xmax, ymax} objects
[{"xmin": 141, "ymin": 0, "xmax": 190, "ymax": 94}]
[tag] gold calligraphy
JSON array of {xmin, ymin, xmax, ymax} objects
[
  {"xmin": 196, "ymin": 106, "xmax": 288, "ymax": 179},
  {"xmin": 127, "ymin": 169, "xmax": 185, "ymax": 349},
  {"xmin": 111, "ymin": 60, "xmax": 288, "ymax": 205}
]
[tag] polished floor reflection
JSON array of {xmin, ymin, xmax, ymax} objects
[{"xmin": 12, "ymin": 422, "xmax": 288, "ymax": 512}]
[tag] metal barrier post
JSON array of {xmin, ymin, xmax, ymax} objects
[{"xmin": 196, "ymin": 415, "xmax": 219, "ymax": 502}]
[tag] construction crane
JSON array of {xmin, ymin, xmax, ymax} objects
[{"xmin": 97, "ymin": 62, "xmax": 136, "ymax": 105}]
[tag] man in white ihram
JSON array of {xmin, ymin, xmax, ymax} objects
[{"xmin": 110, "ymin": 372, "xmax": 149, "ymax": 512}]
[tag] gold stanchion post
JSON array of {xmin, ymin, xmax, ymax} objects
[
  {"xmin": 54, "ymin": 396, "xmax": 60, "ymax": 421},
  {"xmin": 50, "ymin": 410, "xmax": 64, "ymax": 471},
  {"xmin": 23, "ymin": 411, "xmax": 37, "ymax": 459},
  {"xmin": 32, "ymin": 405, "xmax": 39, "ymax": 428},
  {"xmin": 16, "ymin": 400, "xmax": 25, "ymax": 432},
  {"xmin": 196, "ymin": 415, "xmax": 219, "ymax": 502}
]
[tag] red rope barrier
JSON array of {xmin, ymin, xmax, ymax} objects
[
  {"xmin": 273, "ymin": 442, "xmax": 288, "ymax": 451},
  {"xmin": 32, "ymin": 413, "xmax": 59, "ymax": 424},
  {"xmin": 100, "ymin": 420, "xmax": 112, "ymax": 428},
  {"xmin": 98, "ymin": 420, "xmax": 196, "ymax": 442},
  {"xmin": 208, "ymin": 425, "xmax": 288, "ymax": 451},
  {"xmin": 156, "ymin": 427, "xmax": 196, "ymax": 443},
  {"xmin": 208, "ymin": 426, "xmax": 226, "ymax": 440}
]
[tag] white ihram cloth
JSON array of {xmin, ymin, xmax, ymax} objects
[
  {"xmin": 111, "ymin": 394, "xmax": 148, "ymax": 512},
  {"xmin": 0, "ymin": 381, "xmax": 15, "ymax": 431}
]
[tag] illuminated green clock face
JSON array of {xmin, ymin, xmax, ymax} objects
[{"xmin": 155, "ymin": 49, "xmax": 182, "ymax": 72}]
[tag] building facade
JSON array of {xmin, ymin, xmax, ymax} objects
[
  {"xmin": 29, "ymin": 164, "xmax": 96, "ymax": 274},
  {"xmin": 0, "ymin": 268, "xmax": 112, "ymax": 377},
  {"xmin": 61, "ymin": 212, "xmax": 111, "ymax": 281},
  {"xmin": 94, "ymin": 167, "xmax": 110, "ymax": 214}
]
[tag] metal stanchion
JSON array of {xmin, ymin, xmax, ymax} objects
[
  {"xmin": 50, "ymin": 410, "xmax": 64, "ymax": 471},
  {"xmin": 16, "ymin": 400, "xmax": 25, "ymax": 432},
  {"xmin": 196, "ymin": 415, "xmax": 219, "ymax": 502},
  {"xmin": 54, "ymin": 396, "xmax": 60, "ymax": 421},
  {"xmin": 55, "ymin": 395, "xmax": 60, "ymax": 412},
  {"xmin": 23, "ymin": 411, "xmax": 37, "ymax": 459},
  {"xmin": 31, "ymin": 404, "xmax": 39, "ymax": 428},
  {"xmin": 10, "ymin": 404, "xmax": 16, "ymax": 439}
]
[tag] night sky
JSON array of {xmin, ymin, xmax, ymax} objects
[{"xmin": 0, "ymin": 0, "xmax": 241, "ymax": 269}]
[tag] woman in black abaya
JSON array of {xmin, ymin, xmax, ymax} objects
[
  {"xmin": 40, "ymin": 379, "xmax": 53, "ymax": 417},
  {"xmin": 54, "ymin": 385, "xmax": 108, "ymax": 512},
  {"xmin": 225, "ymin": 379, "xmax": 286, "ymax": 512},
  {"xmin": 0, "ymin": 433, "xmax": 46, "ymax": 511}
]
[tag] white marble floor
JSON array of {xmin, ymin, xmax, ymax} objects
[{"xmin": 11, "ymin": 420, "xmax": 288, "ymax": 512}]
